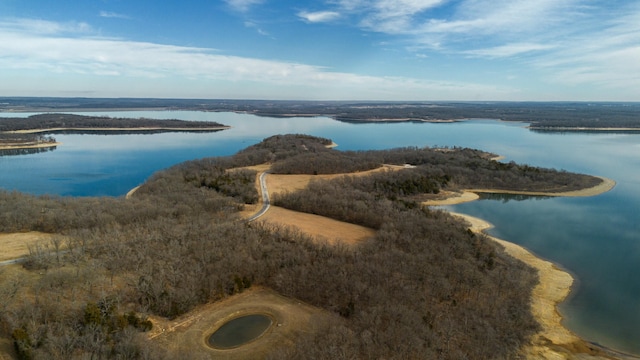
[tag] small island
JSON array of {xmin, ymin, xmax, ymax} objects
[
  {"xmin": 0, "ymin": 135, "xmax": 622, "ymax": 359},
  {"xmin": 0, "ymin": 113, "xmax": 230, "ymax": 152}
]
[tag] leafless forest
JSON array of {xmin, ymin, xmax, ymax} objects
[{"xmin": 0, "ymin": 134, "xmax": 604, "ymax": 359}]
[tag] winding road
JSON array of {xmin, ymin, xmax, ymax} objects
[
  {"xmin": 247, "ymin": 171, "xmax": 271, "ymax": 222},
  {"xmin": 2, "ymin": 171, "xmax": 272, "ymax": 267}
]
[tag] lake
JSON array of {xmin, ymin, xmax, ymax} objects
[{"xmin": 1, "ymin": 110, "xmax": 639, "ymax": 354}]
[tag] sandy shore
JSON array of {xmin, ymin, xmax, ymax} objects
[
  {"xmin": 125, "ymin": 185, "xmax": 142, "ymax": 199},
  {"xmin": 424, "ymin": 176, "xmax": 616, "ymax": 206},
  {"xmin": 426, "ymin": 176, "xmax": 636, "ymax": 359},
  {"xmin": 451, "ymin": 212, "xmax": 638, "ymax": 359},
  {"xmin": 0, "ymin": 141, "xmax": 61, "ymax": 150}
]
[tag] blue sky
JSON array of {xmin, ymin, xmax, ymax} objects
[{"xmin": 1, "ymin": 0, "xmax": 639, "ymax": 101}]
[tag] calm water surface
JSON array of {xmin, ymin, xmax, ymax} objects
[{"xmin": 1, "ymin": 111, "xmax": 638, "ymax": 354}]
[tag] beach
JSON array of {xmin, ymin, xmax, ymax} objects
[
  {"xmin": 0, "ymin": 141, "xmax": 61, "ymax": 151},
  {"xmin": 423, "ymin": 176, "xmax": 616, "ymax": 206}
]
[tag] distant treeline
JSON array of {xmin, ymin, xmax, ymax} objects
[
  {"xmin": 3, "ymin": 97, "xmax": 638, "ymax": 130},
  {"xmin": 0, "ymin": 134, "xmax": 603, "ymax": 359},
  {"xmin": 0, "ymin": 113, "xmax": 227, "ymax": 132}
]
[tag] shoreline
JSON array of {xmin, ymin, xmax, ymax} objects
[
  {"xmin": 428, "ymin": 178, "xmax": 638, "ymax": 358},
  {"xmin": 450, "ymin": 212, "xmax": 634, "ymax": 359},
  {"xmin": 423, "ymin": 176, "xmax": 616, "ymax": 206},
  {"xmin": 530, "ymin": 126, "xmax": 640, "ymax": 132},
  {"xmin": 5, "ymin": 126, "xmax": 230, "ymax": 134},
  {"xmin": 0, "ymin": 141, "xmax": 62, "ymax": 151}
]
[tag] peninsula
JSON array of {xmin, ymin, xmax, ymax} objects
[
  {"xmin": 0, "ymin": 113, "xmax": 230, "ymax": 151},
  {"xmin": 0, "ymin": 134, "xmax": 627, "ymax": 359}
]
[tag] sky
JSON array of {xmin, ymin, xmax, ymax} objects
[{"xmin": 0, "ymin": 0, "xmax": 639, "ymax": 101}]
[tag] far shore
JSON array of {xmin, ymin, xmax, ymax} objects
[
  {"xmin": 5, "ymin": 126, "xmax": 230, "ymax": 134},
  {"xmin": 530, "ymin": 126, "xmax": 640, "ymax": 132}
]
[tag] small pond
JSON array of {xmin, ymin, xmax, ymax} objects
[{"xmin": 207, "ymin": 314, "xmax": 273, "ymax": 349}]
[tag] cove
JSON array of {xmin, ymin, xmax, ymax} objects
[
  {"xmin": 1, "ymin": 110, "xmax": 639, "ymax": 354},
  {"xmin": 208, "ymin": 314, "xmax": 273, "ymax": 349}
]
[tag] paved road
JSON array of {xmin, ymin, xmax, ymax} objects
[{"xmin": 247, "ymin": 171, "xmax": 270, "ymax": 222}]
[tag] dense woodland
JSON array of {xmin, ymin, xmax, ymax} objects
[
  {"xmin": 0, "ymin": 134, "xmax": 605, "ymax": 359},
  {"xmin": 2, "ymin": 97, "xmax": 639, "ymax": 130}
]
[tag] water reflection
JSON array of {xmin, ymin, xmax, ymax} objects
[
  {"xmin": 477, "ymin": 193, "xmax": 552, "ymax": 203},
  {"xmin": 0, "ymin": 146, "xmax": 57, "ymax": 157}
]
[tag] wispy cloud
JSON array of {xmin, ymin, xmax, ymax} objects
[
  {"xmin": 0, "ymin": 18, "xmax": 512, "ymax": 99},
  {"xmin": 533, "ymin": 6, "xmax": 640, "ymax": 90},
  {"xmin": 99, "ymin": 11, "xmax": 131, "ymax": 20},
  {"xmin": 1, "ymin": 18, "xmax": 92, "ymax": 35},
  {"xmin": 465, "ymin": 43, "xmax": 557, "ymax": 58},
  {"xmin": 244, "ymin": 21, "xmax": 271, "ymax": 37},
  {"xmin": 298, "ymin": 11, "xmax": 341, "ymax": 23},
  {"xmin": 224, "ymin": 0, "xmax": 264, "ymax": 13}
]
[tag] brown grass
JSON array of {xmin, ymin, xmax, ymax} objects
[
  {"xmin": 0, "ymin": 232, "xmax": 59, "ymax": 261},
  {"xmin": 149, "ymin": 286, "xmax": 337, "ymax": 359},
  {"xmin": 258, "ymin": 206, "xmax": 375, "ymax": 246},
  {"xmin": 252, "ymin": 165, "xmax": 392, "ymax": 245}
]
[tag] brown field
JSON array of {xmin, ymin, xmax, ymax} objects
[
  {"xmin": 265, "ymin": 164, "xmax": 405, "ymax": 195},
  {"xmin": 258, "ymin": 206, "xmax": 375, "ymax": 246},
  {"xmin": 0, "ymin": 232, "xmax": 60, "ymax": 261}
]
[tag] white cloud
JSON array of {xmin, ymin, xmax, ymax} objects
[
  {"xmin": 99, "ymin": 11, "xmax": 131, "ymax": 20},
  {"xmin": 1, "ymin": 18, "xmax": 92, "ymax": 35},
  {"xmin": 298, "ymin": 11, "xmax": 341, "ymax": 23},
  {"xmin": 224, "ymin": 0, "xmax": 264, "ymax": 12},
  {"xmin": 0, "ymin": 18, "xmax": 513, "ymax": 100},
  {"xmin": 465, "ymin": 43, "xmax": 557, "ymax": 58}
]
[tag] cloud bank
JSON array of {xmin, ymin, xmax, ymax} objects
[{"xmin": 0, "ymin": 18, "xmax": 509, "ymax": 100}]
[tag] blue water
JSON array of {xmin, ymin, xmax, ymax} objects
[{"xmin": 1, "ymin": 111, "xmax": 639, "ymax": 354}]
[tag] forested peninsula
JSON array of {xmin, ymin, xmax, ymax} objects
[
  {"xmin": 0, "ymin": 113, "xmax": 229, "ymax": 151},
  {"xmin": 0, "ymin": 134, "xmax": 618, "ymax": 359}
]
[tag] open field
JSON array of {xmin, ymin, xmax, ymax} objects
[
  {"xmin": 149, "ymin": 287, "xmax": 337, "ymax": 359},
  {"xmin": 258, "ymin": 206, "xmax": 375, "ymax": 246},
  {"xmin": 0, "ymin": 232, "xmax": 59, "ymax": 261}
]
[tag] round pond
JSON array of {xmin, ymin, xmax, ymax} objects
[{"xmin": 208, "ymin": 314, "xmax": 273, "ymax": 349}]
